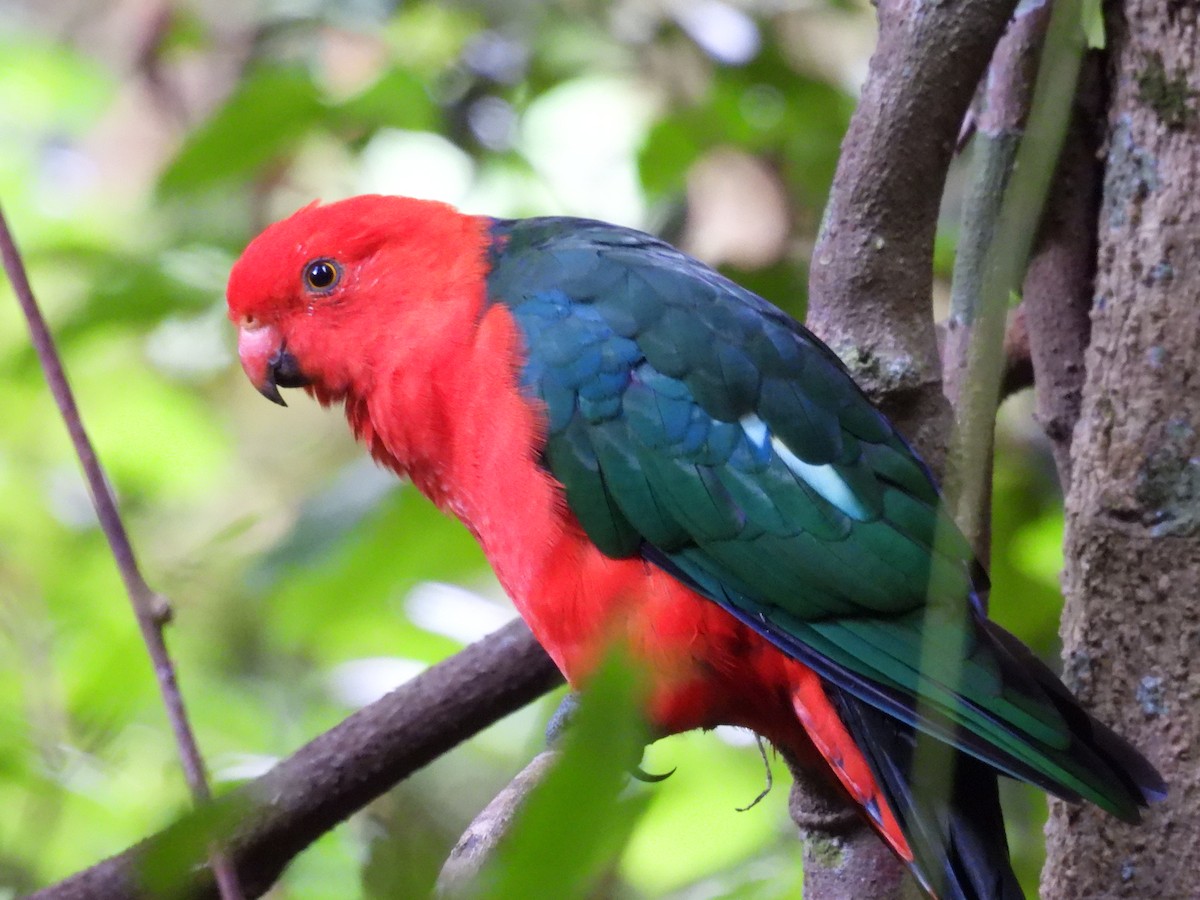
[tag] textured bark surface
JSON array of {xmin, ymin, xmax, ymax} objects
[
  {"xmin": 796, "ymin": 0, "xmax": 1018, "ymax": 893},
  {"xmin": 806, "ymin": 0, "xmax": 1018, "ymax": 473},
  {"xmin": 789, "ymin": 758, "xmax": 917, "ymax": 900},
  {"xmin": 1041, "ymin": 3, "xmax": 1200, "ymax": 896}
]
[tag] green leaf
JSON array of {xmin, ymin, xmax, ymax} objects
[
  {"xmin": 137, "ymin": 793, "xmax": 254, "ymax": 896},
  {"xmin": 475, "ymin": 653, "xmax": 652, "ymax": 899},
  {"xmin": 31, "ymin": 246, "xmax": 222, "ymax": 341},
  {"xmin": 331, "ymin": 66, "xmax": 437, "ymax": 134},
  {"xmin": 639, "ymin": 118, "xmax": 703, "ymax": 196},
  {"xmin": 158, "ymin": 66, "xmax": 325, "ymax": 196}
]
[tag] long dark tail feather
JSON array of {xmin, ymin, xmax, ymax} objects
[
  {"xmin": 649, "ymin": 549, "xmax": 1165, "ymax": 819},
  {"xmin": 981, "ymin": 620, "xmax": 1168, "ymax": 810},
  {"xmin": 830, "ymin": 685, "xmax": 1025, "ymax": 900}
]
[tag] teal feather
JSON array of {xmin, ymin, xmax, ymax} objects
[{"xmin": 484, "ymin": 215, "xmax": 1164, "ymax": 837}]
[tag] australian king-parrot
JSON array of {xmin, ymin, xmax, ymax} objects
[{"xmin": 226, "ymin": 194, "xmax": 1164, "ymax": 899}]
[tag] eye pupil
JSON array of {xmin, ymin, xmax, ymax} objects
[{"xmin": 304, "ymin": 259, "xmax": 339, "ymax": 291}]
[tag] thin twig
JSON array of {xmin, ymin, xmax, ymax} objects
[
  {"xmin": 0, "ymin": 204, "xmax": 243, "ymax": 900},
  {"xmin": 435, "ymin": 749, "xmax": 562, "ymax": 897},
  {"xmin": 31, "ymin": 619, "xmax": 563, "ymax": 899}
]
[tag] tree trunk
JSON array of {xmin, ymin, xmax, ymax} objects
[{"xmin": 1041, "ymin": 2, "xmax": 1200, "ymax": 896}]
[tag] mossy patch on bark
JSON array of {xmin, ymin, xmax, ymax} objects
[{"xmin": 1136, "ymin": 51, "xmax": 1196, "ymax": 129}]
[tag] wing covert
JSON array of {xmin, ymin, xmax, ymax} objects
[
  {"xmin": 483, "ymin": 215, "xmax": 1156, "ymax": 820},
  {"xmin": 487, "ymin": 217, "xmax": 968, "ymax": 616}
]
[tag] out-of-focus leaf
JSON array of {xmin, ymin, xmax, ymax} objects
[
  {"xmin": 160, "ymin": 63, "xmax": 440, "ymax": 197},
  {"xmin": 257, "ymin": 474, "xmax": 489, "ymax": 662},
  {"xmin": 0, "ymin": 39, "xmax": 113, "ymax": 133},
  {"xmin": 384, "ymin": 4, "xmax": 485, "ymax": 74},
  {"xmin": 29, "ymin": 246, "xmax": 221, "ymax": 341},
  {"xmin": 620, "ymin": 730, "xmax": 794, "ymax": 894},
  {"xmin": 637, "ymin": 42, "xmax": 851, "ymax": 213},
  {"xmin": 640, "ymin": 118, "xmax": 705, "ymax": 197},
  {"xmin": 477, "ymin": 653, "xmax": 652, "ymax": 898},
  {"xmin": 137, "ymin": 792, "xmax": 254, "ymax": 895},
  {"xmin": 332, "ymin": 66, "xmax": 437, "ymax": 134},
  {"xmin": 158, "ymin": 66, "xmax": 325, "ymax": 196},
  {"xmin": 158, "ymin": 8, "xmax": 210, "ymax": 54},
  {"xmin": 720, "ymin": 260, "xmax": 807, "ymax": 321}
]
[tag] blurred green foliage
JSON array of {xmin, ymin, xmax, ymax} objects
[
  {"xmin": 480, "ymin": 656, "xmax": 653, "ymax": 899},
  {"xmin": 0, "ymin": 1, "xmax": 1064, "ymax": 897}
]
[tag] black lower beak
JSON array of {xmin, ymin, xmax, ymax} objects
[{"xmin": 259, "ymin": 348, "xmax": 309, "ymax": 406}]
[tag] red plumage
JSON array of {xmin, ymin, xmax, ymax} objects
[{"xmin": 227, "ymin": 194, "xmax": 940, "ymax": 875}]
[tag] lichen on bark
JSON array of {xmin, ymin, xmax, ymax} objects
[{"xmin": 1041, "ymin": 1, "xmax": 1200, "ymax": 895}]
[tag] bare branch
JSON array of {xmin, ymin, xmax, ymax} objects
[
  {"xmin": 789, "ymin": 762, "xmax": 909, "ymax": 900},
  {"xmin": 30, "ymin": 619, "xmax": 563, "ymax": 899},
  {"xmin": 805, "ymin": 0, "xmax": 1020, "ymax": 470},
  {"xmin": 795, "ymin": 0, "xmax": 1020, "ymax": 892},
  {"xmin": 941, "ymin": 0, "xmax": 1050, "ymax": 564},
  {"xmin": 942, "ymin": 0, "xmax": 1088, "ymax": 560},
  {"xmin": 942, "ymin": 0, "xmax": 1051, "ymax": 408},
  {"xmin": 435, "ymin": 749, "xmax": 561, "ymax": 897},
  {"xmin": 0, "ymin": 204, "xmax": 242, "ymax": 899}
]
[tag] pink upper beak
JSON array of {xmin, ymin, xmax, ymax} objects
[{"xmin": 237, "ymin": 323, "xmax": 294, "ymax": 406}]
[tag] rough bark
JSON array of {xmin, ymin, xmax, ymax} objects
[
  {"xmin": 806, "ymin": 0, "xmax": 1018, "ymax": 472},
  {"xmin": 797, "ymin": 0, "xmax": 1019, "ymax": 892},
  {"xmin": 790, "ymin": 757, "xmax": 916, "ymax": 900},
  {"xmin": 1041, "ymin": 3, "xmax": 1200, "ymax": 896}
]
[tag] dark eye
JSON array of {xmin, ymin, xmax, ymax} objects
[{"xmin": 303, "ymin": 258, "xmax": 341, "ymax": 292}]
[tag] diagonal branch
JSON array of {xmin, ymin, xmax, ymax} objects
[
  {"xmin": 0, "ymin": 205, "xmax": 242, "ymax": 899},
  {"xmin": 30, "ymin": 619, "xmax": 562, "ymax": 899}
]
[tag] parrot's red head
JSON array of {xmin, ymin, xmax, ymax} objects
[{"xmin": 226, "ymin": 194, "xmax": 490, "ymax": 406}]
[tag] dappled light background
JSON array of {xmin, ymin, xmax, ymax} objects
[{"xmin": 1, "ymin": 1, "xmax": 1063, "ymax": 896}]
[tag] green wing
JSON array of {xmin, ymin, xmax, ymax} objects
[{"xmin": 485, "ymin": 217, "xmax": 1158, "ymax": 820}]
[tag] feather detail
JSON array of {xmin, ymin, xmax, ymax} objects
[{"xmin": 226, "ymin": 196, "xmax": 1165, "ymax": 900}]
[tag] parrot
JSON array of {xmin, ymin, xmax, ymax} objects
[{"xmin": 226, "ymin": 194, "xmax": 1164, "ymax": 900}]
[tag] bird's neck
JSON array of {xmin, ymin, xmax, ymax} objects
[{"xmin": 341, "ymin": 291, "xmax": 570, "ymax": 609}]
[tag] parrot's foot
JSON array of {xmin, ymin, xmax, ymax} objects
[
  {"xmin": 544, "ymin": 691, "xmax": 581, "ymax": 748},
  {"xmin": 543, "ymin": 691, "xmax": 675, "ymax": 782}
]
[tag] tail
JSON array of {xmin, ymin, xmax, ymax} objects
[
  {"xmin": 789, "ymin": 617, "xmax": 1168, "ymax": 900},
  {"xmin": 791, "ymin": 669, "xmax": 1023, "ymax": 900},
  {"xmin": 827, "ymin": 685, "xmax": 1024, "ymax": 900}
]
